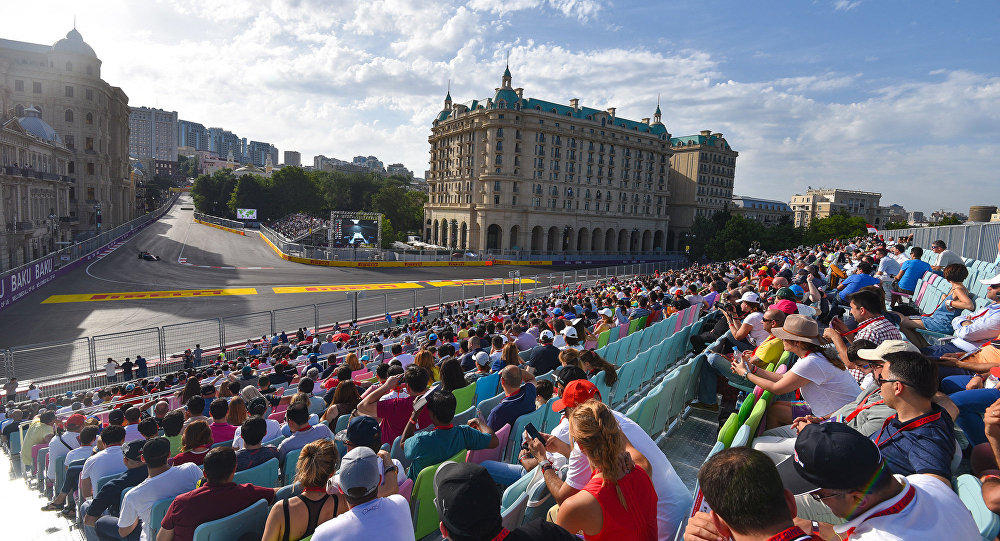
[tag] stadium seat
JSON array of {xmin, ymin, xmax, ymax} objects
[
  {"xmin": 410, "ymin": 450, "xmax": 467, "ymax": 539},
  {"xmin": 282, "ymin": 448, "xmax": 302, "ymax": 485},
  {"xmin": 474, "ymin": 374, "xmax": 501, "ymax": 406},
  {"xmin": 476, "ymin": 392, "xmax": 505, "ymax": 421},
  {"xmin": 192, "ymin": 498, "xmax": 269, "ymax": 541},
  {"xmin": 233, "ymin": 457, "xmax": 279, "ymax": 488},
  {"xmin": 211, "ymin": 439, "xmax": 233, "ymax": 449},
  {"xmin": 717, "ymin": 413, "xmax": 740, "ymax": 447},
  {"xmin": 500, "ymin": 469, "xmax": 535, "ymax": 530},
  {"xmin": 506, "ymin": 406, "xmax": 550, "ymax": 463},
  {"xmin": 452, "ymin": 405, "xmax": 477, "ymax": 426},
  {"xmin": 147, "ymin": 496, "xmax": 174, "ymax": 539},
  {"xmin": 955, "ymin": 474, "xmax": 1000, "ymax": 540},
  {"xmin": 466, "ymin": 424, "xmax": 510, "ymax": 465},
  {"xmin": 730, "ymin": 425, "xmax": 752, "ymax": 448},
  {"xmin": 596, "ymin": 330, "xmax": 611, "ymax": 349}
]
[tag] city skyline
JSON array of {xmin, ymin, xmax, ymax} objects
[{"xmin": 7, "ymin": 0, "xmax": 997, "ymax": 212}]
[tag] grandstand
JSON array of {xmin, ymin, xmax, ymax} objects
[{"xmin": 2, "ymin": 232, "xmax": 999, "ymax": 540}]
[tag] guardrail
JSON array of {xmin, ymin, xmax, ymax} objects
[
  {"xmin": 0, "ymin": 194, "xmax": 180, "ymax": 312},
  {"xmin": 1, "ymin": 261, "xmax": 683, "ymax": 398},
  {"xmin": 887, "ymin": 222, "xmax": 1000, "ymax": 262},
  {"xmin": 193, "ymin": 211, "xmax": 246, "ymax": 232}
]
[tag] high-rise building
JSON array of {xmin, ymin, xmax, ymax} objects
[
  {"xmin": 1, "ymin": 27, "xmax": 134, "ymax": 236},
  {"xmin": 177, "ymin": 119, "xmax": 208, "ymax": 151},
  {"xmin": 789, "ymin": 188, "xmax": 885, "ymax": 228},
  {"xmin": 423, "ymin": 67, "xmax": 672, "ymax": 253},
  {"xmin": 128, "ymin": 106, "xmax": 177, "ymax": 163},
  {"xmin": 353, "ymin": 155, "xmax": 385, "ymax": 174},
  {"xmin": 283, "ymin": 150, "xmax": 300, "ymax": 167},
  {"xmin": 668, "ymin": 130, "xmax": 738, "ymax": 232},
  {"xmin": 387, "ymin": 163, "xmax": 413, "ymax": 178},
  {"xmin": 207, "ymin": 127, "xmax": 243, "ymax": 163},
  {"xmin": 246, "ymin": 140, "xmax": 277, "ymax": 167}
]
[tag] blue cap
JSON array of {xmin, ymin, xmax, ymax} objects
[
  {"xmin": 553, "ymin": 308, "xmax": 563, "ymax": 316},
  {"xmin": 361, "ymin": 355, "xmax": 370, "ymax": 361},
  {"xmin": 125, "ymin": 384, "xmax": 135, "ymax": 391},
  {"xmin": 428, "ymin": 333, "xmax": 437, "ymax": 341},
  {"xmin": 789, "ymin": 284, "xmax": 805, "ymax": 296},
  {"xmin": 309, "ymin": 353, "xmax": 318, "ymax": 360}
]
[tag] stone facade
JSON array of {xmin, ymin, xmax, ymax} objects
[
  {"xmin": 0, "ymin": 28, "xmax": 134, "ymax": 237},
  {"xmin": 128, "ymin": 106, "xmax": 177, "ymax": 162},
  {"xmin": 668, "ymin": 130, "xmax": 738, "ymax": 232},
  {"xmin": 424, "ymin": 68, "xmax": 672, "ymax": 254},
  {"xmin": 790, "ymin": 188, "xmax": 885, "ymax": 228},
  {"xmin": 0, "ymin": 108, "xmax": 74, "ymax": 270},
  {"xmin": 731, "ymin": 195, "xmax": 793, "ymax": 224}
]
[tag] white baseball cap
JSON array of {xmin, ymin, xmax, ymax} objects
[
  {"xmin": 856, "ymin": 340, "xmax": 920, "ymax": 361},
  {"xmin": 599, "ymin": 308, "xmax": 614, "ymax": 318},
  {"xmin": 740, "ymin": 292, "xmax": 761, "ymax": 304},
  {"xmin": 561, "ymin": 326, "xmax": 578, "ymax": 339},
  {"xmin": 539, "ymin": 330, "xmax": 555, "ymax": 342},
  {"xmin": 980, "ymin": 274, "xmax": 1000, "ymax": 286},
  {"xmin": 474, "ymin": 351, "xmax": 491, "ymax": 367}
]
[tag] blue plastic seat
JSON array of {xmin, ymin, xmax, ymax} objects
[
  {"xmin": 955, "ymin": 474, "xmax": 1000, "ymax": 540},
  {"xmin": 192, "ymin": 498, "xmax": 269, "ymax": 541},
  {"xmin": 282, "ymin": 448, "xmax": 302, "ymax": 485},
  {"xmin": 233, "ymin": 457, "xmax": 279, "ymax": 488}
]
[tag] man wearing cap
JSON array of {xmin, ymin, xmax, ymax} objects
[
  {"xmin": 772, "ymin": 422, "xmax": 978, "ymax": 540},
  {"xmin": 433, "ymin": 461, "xmax": 577, "ymax": 541},
  {"xmin": 402, "ymin": 388, "xmax": 497, "ymax": 480},
  {"xmin": 158, "ymin": 447, "xmax": 276, "ymax": 541},
  {"xmin": 924, "ymin": 272, "xmax": 1000, "ymax": 358},
  {"xmin": 684, "ymin": 447, "xmax": 823, "ymax": 541},
  {"xmin": 518, "ymin": 329, "xmax": 561, "ymax": 375},
  {"xmin": 116, "ymin": 437, "xmax": 203, "ymax": 540},
  {"xmin": 486, "ymin": 365, "xmax": 537, "ymax": 432},
  {"xmin": 465, "ymin": 351, "xmax": 493, "ymax": 385},
  {"xmin": 330, "ymin": 416, "xmax": 405, "ymax": 494},
  {"xmin": 311, "ymin": 447, "xmax": 413, "ymax": 541},
  {"xmin": 525, "ymin": 379, "xmax": 691, "ymax": 539},
  {"xmin": 82, "ymin": 439, "xmax": 148, "ymax": 532},
  {"xmin": 47, "ymin": 413, "xmax": 85, "ymax": 483}
]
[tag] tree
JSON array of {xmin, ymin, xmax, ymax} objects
[
  {"xmin": 937, "ymin": 215, "xmax": 964, "ymax": 226},
  {"xmin": 227, "ymin": 175, "xmax": 271, "ymax": 219},
  {"xmin": 191, "ymin": 170, "xmax": 237, "ymax": 217},
  {"xmin": 882, "ymin": 221, "xmax": 911, "ymax": 230}
]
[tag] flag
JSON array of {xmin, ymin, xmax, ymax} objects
[{"xmin": 866, "ymin": 223, "xmax": 878, "ymax": 234}]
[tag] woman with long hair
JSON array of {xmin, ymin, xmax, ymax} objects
[
  {"xmin": 731, "ymin": 315, "xmax": 861, "ymax": 429},
  {"xmin": 344, "ymin": 353, "xmax": 363, "ymax": 372},
  {"xmin": 559, "ymin": 348, "xmax": 582, "ymax": 369},
  {"xmin": 580, "ymin": 350, "xmax": 618, "ymax": 387},
  {"xmin": 555, "ymin": 400, "xmax": 657, "ymax": 540},
  {"xmin": 438, "ymin": 358, "xmax": 468, "ymax": 392},
  {"xmin": 262, "ymin": 440, "xmax": 348, "ymax": 541},
  {"xmin": 721, "ymin": 291, "xmax": 768, "ymax": 350},
  {"xmin": 320, "ymin": 381, "xmax": 362, "ymax": 423},
  {"xmin": 499, "ymin": 342, "xmax": 521, "ymax": 370},
  {"xmin": 177, "ymin": 376, "xmax": 200, "ymax": 405},
  {"xmin": 412, "ymin": 350, "xmax": 440, "ymax": 382},
  {"xmin": 226, "ymin": 396, "xmax": 249, "ymax": 427},
  {"xmin": 172, "ymin": 420, "xmax": 213, "ymax": 466}
]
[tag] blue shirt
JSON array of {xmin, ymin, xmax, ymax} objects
[
  {"xmin": 871, "ymin": 404, "xmax": 955, "ymax": 479},
  {"xmin": 837, "ymin": 273, "xmax": 880, "ymax": 301},
  {"xmin": 898, "ymin": 259, "xmax": 932, "ymax": 292},
  {"xmin": 403, "ymin": 424, "xmax": 493, "ymax": 479},
  {"xmin": 486, "ymin": 383, "xmax": 537, "ymax": 432}
]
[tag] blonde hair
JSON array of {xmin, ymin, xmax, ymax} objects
[
  {"xmin": 558, "ymin": 348, "xmax": 581, "ymax": 368},
  {"xmin": 568, "ymin": 399, "xmax": 628, "ymax": 481},
  {"xmin": 345, "ymin": 353, "xmax": 362, "ymax": 371},
  {"xmin": 413, "ymin": 350, "xmax": 435, "ymax": 375},
  {"xmin": 226, "ymin": 396, "xmax": 248, "ymax": 426},
  {"xmin": 181, "ymin": 419, "xmax": 213, "ymax": 451},
  {"xmin": 500, "ymin": 342, "xmax": 520, "ymax": 368},
  {"xmin": 295, "ymin": 439, "xmax": 339, "ymax": 488}
]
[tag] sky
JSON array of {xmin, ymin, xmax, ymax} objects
[{"xmin": 6, "ymin": 0, "xmax": 999, "ymax": 213}]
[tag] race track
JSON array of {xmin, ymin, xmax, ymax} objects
[{"xmin": 0, "ymin": 195, "xmax": 560, "ymax": 350}]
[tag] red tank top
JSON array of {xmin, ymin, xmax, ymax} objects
[{"xmin": 581, "ymin": 465, "xmax": 658, "ymax": 541}]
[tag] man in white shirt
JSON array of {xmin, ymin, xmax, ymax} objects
[
  {"xmin": 311, "ymin": 446, "xmax": 412, "ymax": 541},
  {"xmin": 924, "ymin": 273, "xmax": 1000, "ymax": 357},
  {"xmin": 105, "ymin": 358, "xmax": 119, "ymax": 382},
  {"xmin": 113, "ymin": 437, "xmax": 202, "ymax": 540},
  {"xmin": 775, "ymin": 422, "xmax": 978, "ymax": 540},
  {"xmin": 389, "ymin": 344, "xmax": 414, "ymax": 368},
  {"xmin": 930, "ymin": 240, "xmax": 963, "ymax": 272},
  {"xmin": 79, "ymin": 425, "xmax": 127, "ymax": 500},
  {"xmin": 46, "ymin": 414, "xmax": 84, "ymax": 482}
]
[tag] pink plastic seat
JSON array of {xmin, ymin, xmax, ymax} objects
[
  {"xmin": 465, "ymin": 424, "xmax": 510, "ymax": 465},
  {"xmin": 399, "ymin": 477, "xmax": 414, "ymax": 501}
]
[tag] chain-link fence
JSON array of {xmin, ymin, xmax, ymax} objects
[
  {"xmin": 92, "ymin": 327, "xmax": 164, "ymax": 380},
  {"xmin": 273, "ymin": 305, "xmax": 318, "ymax": 335},
  {"xmin": 162, "ymin": 319, "xmax": 223, "ymax": 361},
  {"xmin": 9, "ymin": 338, "xmax": 94, "ymax": 391}
]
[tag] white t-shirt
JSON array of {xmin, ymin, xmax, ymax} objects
[
  {"xmin": 795, "ymin": 303, "xmax": 817, "ymax": 318},
  {"xmin": 834, "ymin": 474, "xmax": 979, "ymax": 540},
  {"xmin": 80, "ymin": 445, "xmax": 127, "ymax": 491},
  {"xmin": 123, "ymin": 424, "xmax": 144, "ymax": 443},
  {"xmin": 686, "ymin": 294, "xmax": 705, "ymax": 309},
  {"xmin": 328, "ymin": 457, "xmax": 405, "ymax": 493},
  {"xmin": 393, "ymin": 354, "xmax": 414, "ymax": 368},
  {"xmin": 46, "ymin": 431, "xmax": 81, "ymax": 480},
  {"xmin": 742, "ymin": 312, "xmax": 770, "ymax": 346},
  {"xmin": 105, "ymin": 363, "xmax": 117, "ymax": 377},
  {"xmin": 564, "ymin": 409, "xmax": 692, "ymax": 540},
  {"xmin": 788, "ymin": 352, "xmax": 862, "ymax": 416},
  {"xmin": 935, "ymin": 250, "xmax": 963, "ymax": 269},
  {"xmin": 311, "ymin": 494, "xmax": 415, "ymax": 541},
  {"xmin": 27, "ymin": 388, "xmax": 40, "ymax": 401},
  {"xmin": 118, "ymin": 462, "xmax": 203, "ymax": 540},
  {"xmin": 65, "ymin": 444, "xmax": 94, "ymax": 466}
]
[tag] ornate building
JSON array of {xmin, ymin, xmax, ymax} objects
[
  {"xmin": 0, "ymin": 106, "xmax": 75, "ymax": 270},
  {"xmin": 667, "ymin": 131, "xmax": 739, "ymax": 236},
  {"xmin": 0, "ymin": 27, "xmax": 133, "ymax": 238},
  {"xmin": 424, "ymin": 67, "xmax": 672, "ymax": 254},
  {"xmin": 790, "ymin": 188, "xmax": 885, "ymax": 228}
]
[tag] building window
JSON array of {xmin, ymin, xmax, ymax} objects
[
  {"xmin": 86, "ymin": 113, "xmax": 93, "ymax": 125},
  {"xmin": 65, "ymin": 86, "xmax": 73, "ymax": 98},
  {"xmin": 494, "ymin": 195, "xmax": 501, "ymax": 205},
  {"xmin": 65, "ymin": 135, "xmax": 74, "ymax": 149},
  {"xmin": 68, "ymin": 161, "xmax": 75, "ymax": 174},
  {"xmin": 512, "ymin": 195, "xmax": 517, "ymax": 206},
  {"xmin": 14, "ymin": 80, "xmax": 23, "ymax": 91},
  {"xmin": 86, "ymin": 88, "xmax": 93, "ymax": 101},
  {"xmin": 493, "ymin": 181, "xmax": 501, "ymax": 191},
  {"xmin": 87, "ymin": 162, "xmax": 95, "ymax": 175},
  {"xmin": 85, "ymin": 137, "xmax": 94, "ymax": 151},
  {"xmin": 65, "ymin": 109, "xmax": 73, "ymax": 122},
  {"xmin": 86, "ymin": 187, "xmax": 95, "ymax": 199},
  {"xmin": 65, "ymin": 61, "xmax": 73, "ymax": 72}
]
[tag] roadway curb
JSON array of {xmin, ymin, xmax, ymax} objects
[{"xmin": 257, "ymin": 231, "xmax": 509, "ymax": 267}]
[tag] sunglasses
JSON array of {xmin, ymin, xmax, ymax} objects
[
  {"xmin": 874, "ymin": 375, "xmax": 910, "ymax": 388},
  {"xmin": 810, "ymin": 490, "xmax": 849, "ymax": 503}
]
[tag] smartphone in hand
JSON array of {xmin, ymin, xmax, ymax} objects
[{"xmin": 525, "ymin": 422, "xmax": 542, "ymax": 443}]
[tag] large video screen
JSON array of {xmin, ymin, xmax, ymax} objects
[{"xmin": 331, "ymin": 218, "xmax": 379, "ymax": 247}]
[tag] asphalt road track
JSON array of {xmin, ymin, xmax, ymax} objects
[{"xmin": 0, "ymin": 195, "xmax": 569, "ymax": 350}]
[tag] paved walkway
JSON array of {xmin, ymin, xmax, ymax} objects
[{"xmin": 2, "ymin": 451, "xmax": 79, "ymax": 540}]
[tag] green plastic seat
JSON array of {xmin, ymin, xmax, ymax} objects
[
  {"xmin": 717, "ymin": 412, "xmax": 740, "ymax": 447},
  {"xmin": 192, "ymin": 498, "xmax": 269, "ymax": 541},
  {"xmin": 453, "ymin": 382, "xmax": 476, "ymax": 414},
  {"xmin": 736, "ymin": 393, "xmax": 757, "ymax": 425},
  {"xmin": 411, "ymin": 449, "xmax": 468, "ymax": 539},
  {"xmin": 596, "ymin": 330, "xmax": 611, "ymax": 349}
]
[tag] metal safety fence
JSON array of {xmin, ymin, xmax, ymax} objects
[
  {"xmin": 2, "ymin": 260, "xmax": 682, "ymax": 398},
  {"xmin": 193, "ymin": 212, "xmax": 246, "ymax": 231},
  {"xmin": 886, "ymin": 222, "xmax": 1000, "ymax": 263}
]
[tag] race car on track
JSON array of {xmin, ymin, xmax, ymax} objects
[{"xmin": 138, "ymin": 250, "xmax": 160, "ymax": 261}]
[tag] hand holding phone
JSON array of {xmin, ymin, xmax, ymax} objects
[
  {"xmin": 524, "ymin": 422, "xmax": 542, "ymax": 443},
  {"xmin": 412, "ymin": 393, "xmax": 428, "ymax": 412}
]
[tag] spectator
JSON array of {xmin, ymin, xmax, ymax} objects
[
  {"xmin": 106, "ymin": 358, "xmax": 120, "ymax": 383},
  {"xmin": 152, "ymin": 401, "xmax": 170, "ymax": 427},
  {"xmin": 774, "ymin": 423, "xmax": 978, "ymax": 540},
  {"xmin": 183, "ymin": 396, "xmax": 208, "ymax": 427},
  {"xmin": 310, "ymin": 446, "xmax": 408, "ymax": 541},
  {"xmin": 833, "ymin": 262, "xmax": 879, "ymax": 305},
  {"xmin": 464, "ymin": 351, "xmax": 492, "ymax": 385},
  {"xmin": 438, "ymin": 358, "xmax": 467, "ymax": 392},
  {"xmin": 162, "ymin": 410, "xmax": 185, "ymax": 456},
  {"xmin": 172, "ymin": 420, "xmax": 213, "ymax": 466},
  {"xmin": 276, "ymin": 403, "xmax": 334, "ymax": 460},
  {"xmin": 433, "ymin": 461, "xmax": 576, "ymax": 541},
  {"xmin": 263, "ymin": 440, "xmax": 348, "ymax": 541},
  {"xmin": 320, "ymin": 381, "xmax": 361, "ymax": 424},
  {"xmin": 390, "ymin": 343, "xmax": 414, "ymax": 368},
  {"xmin": 135, "ymin": 355, "xmax": 148, "ymax": 379},
  {"xmin": 402, "ymin": 388, "xmax": 498, "ymax": 480},
  {"xmin": 81, "ymin": 440, "xmax": 147, "ymax": 534},
  {"xmin": 697, "ymin": 308, "xmax": 786, "ymax": 410},
  {"xmin": 579, "ymin": 350, "xmax": 618, "ymax": 387},
  {"xmin": 683, "ymin": 447, "xmax": 821, "ymax": 541},
  {"xmin": 553, "ymin": 399, "xmax": 658, "ymax": 540},
  {"xmin": 892, "ymin": 246, "xmax": 932, "ymax": 303},
  {"xmin": 721, "ymin": 292, "xmax": 768, "ymax": 350},
  {"xmin": 733, "ymin": 315, "xmax": 861, "ymax": 428},
  {"xmin": 923, "ymin": 273, "xmax": 1000, "ymax": 357},
  {"xmin": 122, "ymin": 407, "xmax": 144, "ymax": 443},
  {"xmin": 46, "ymin": 413, "xmax": 85, "ymax": 484},
  {"xmin": 824, "ymin": 290, "xmax": 904, "ymax": 379},
  {"xmin": 121, "ymin": 358, "xmax": 134, "ymax": 381},
  {"xmin": 226, "ymin": 396, "xmax": 249, "ymax": 427},
  {"xmin": 535, "ymin": 379, "xmax": 555, "ymax": 409},
  {"xmin": 79, "ymin": 425, "xmax": 128, "ymax": 501},
  {"xmin": 137, "ymin": 418, "xmax": 159, "ymax": 440},
  {"xmin": 356, "ymin": 365, "xmax": 432, "ymax": 445},
  {"xmin": 208, "ymin": 398, "xmax": 237, "ymax": 443},
  {"xmin": 490, "ymin": 342, "xmax": 521, "ymax": 373},
  {"xmin": 20, "ymin": 409, "xmax": 56, "ymax": 470},
  {"xmin": 234, "ymin": 417, "xmax": 280, "ymax": 471},
  {"xmin": 486, "ymin": 365, "xmax": 537, "ymax": 432},
  {"xmin": 930, "ymin": 239, "xmax": 963, "ymax": 272},
  {"xmin": 115, "ymin": 437, "xmax": 203, "ymax": 540},
  {"xmin": 519, "ymin": 330, "xmax": 560, "ymax": 375},
  {"xmin": 330, "ymin": 416, "xmax": 405, "ymax": 494},
  {"xmin": 158, "ymin": 447, "xmax": 277, "ymax": 541}
]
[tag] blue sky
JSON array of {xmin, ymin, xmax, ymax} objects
[{"xmin": 7, "ymin": 0, "xmax": 999, "ymax": 213}]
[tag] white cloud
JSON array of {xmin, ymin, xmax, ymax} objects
[{"xmin": 833, "ymin": 0, "xmax": 863, "ymax": 11}]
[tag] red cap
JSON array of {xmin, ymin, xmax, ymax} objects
[
  {"xmin": 769, "ymin": 299, "xmax": 797, "ymax": 315},
  {"xmin": 65, "ymin": 413, "xmax": 86, "ymax": 427},
  {"xmin": 322, "ymin": 378, "xmax": 338, "ymax": 390},
  {"xmin": 552, "ymin": 379, "xmax": 601, "ymax": 412}
]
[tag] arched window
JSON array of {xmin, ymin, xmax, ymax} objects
[
  {"xmin": 86, "ymin": 112, "xmax": 93, "ymax": 125},
  {"xmin": 65, "ymin": 109, "xmax": 73, "ymax": 122},
  {"xmin": 65, "ymin": 61, "xmax": 72, "ymax": 72}
]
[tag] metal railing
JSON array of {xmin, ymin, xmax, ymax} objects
[
  {"xmin": 1, "ymin": 261, "xmax": 684, "ymax": 398},
  {"xmin": 193, "ymin": 211, "xmax": 246, "ymax": 231},
  {"xmin": 886, "ymin": 222, "xmax": 1000, "ymax": 262}
]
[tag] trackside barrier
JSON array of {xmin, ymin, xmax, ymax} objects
[
  {"xmin": 889, "ymin": 222, "xmax": 1000, "ymax": 262},
  {"xmin": 4, "ymin": 261, "xmax": 687, "ymax": 398},
  {"xmin": 193, "ymin": 212, "xmax": 247, "ymax": 236}
]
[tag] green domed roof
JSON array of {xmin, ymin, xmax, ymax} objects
[{"xmin": 493, "ymin": 88, "xmax": 519, "ymax": 108}]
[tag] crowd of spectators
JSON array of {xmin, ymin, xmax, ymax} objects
[
  {"xmin": 266, "ymin": 213, "xmax": 329, "ymax": 241},
  {"xmin": 3, "ymin": 232, "xmax": 1000, "ymax": 540}
]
